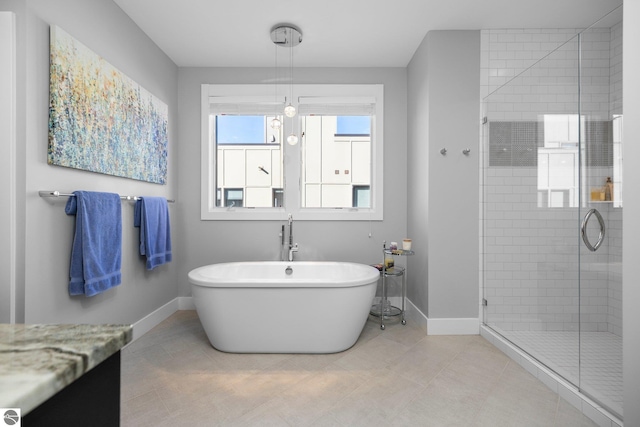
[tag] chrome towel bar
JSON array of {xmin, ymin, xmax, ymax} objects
[{"xmin": 39, "ymin": 190, "xmax": 175, "ymax": 204}]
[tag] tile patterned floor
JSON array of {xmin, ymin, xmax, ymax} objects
[
  {"xmin": 506, "ymin": 330, "xmax": 623, "ymax": 417},
  {"xmin": 121, "ymin": 311, "xmax": 598, "ymax": 426}
]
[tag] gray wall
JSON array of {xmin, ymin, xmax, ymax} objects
[
  {"xmin": 623, "ymin": 1, "xmax": 640, "ymax": 425},
  {"xmin": 3, "ymin": 0, "xmax": 180, "ymax": 324},
  {"xmin": 406, "ymin": 32, "xmax": 430, "ymax": 318},
  {"xmin": 177, "ymin": 67, "xmax": 408, "ymax": 296},
  {"xmin": 407, "ymin": 31, "xmax": 480, "ymax": 320}
]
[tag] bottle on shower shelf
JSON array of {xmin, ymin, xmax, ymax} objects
[{"xmin": 605, "ymin": 177, "xmax": 613, "ymax": 201}]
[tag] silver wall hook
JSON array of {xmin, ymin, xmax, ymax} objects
[
  {"xmin": 440, "ymin": 148, "xmax": 447, "ymax": 155},
  {"xmin": 462, "ymin": 148, "xmax": 471, "ymax": 155}
]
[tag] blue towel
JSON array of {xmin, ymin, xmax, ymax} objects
[
  {"xmin": 65, "ymin": 191, "xmax": 122, "ymax": 296},
  {"xmin": 134, "ymin": 197, "xmax": 172, "ymax": 270}
]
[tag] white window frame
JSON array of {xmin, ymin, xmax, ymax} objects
[{"xmin": 201, "ymin": 84, "xmax": 384, "ymax": 221}]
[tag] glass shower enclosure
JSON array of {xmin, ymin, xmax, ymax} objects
[{"xmin": 481, "ymin": 7, "xmax": 623, "ymax": 420}]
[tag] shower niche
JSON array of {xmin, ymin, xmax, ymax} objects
[{"xmin": 481, "ymin": 6, "xmax": 623, "ymax": 422}]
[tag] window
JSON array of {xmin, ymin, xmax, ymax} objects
[
  {"xmin": 337, "ymin": 116, "xmax": 371, "ymax": 136},
  {"xmin": 272, "ymin": 188, "xmax": 284, "ymax": 207},
  {"xmin": 223, "ymin": 189, "xmax": 244, "ymax": 207},
  {"xmin": 300, "ymin": 115, "xmax": 372, "ymax": 208},
  {"xmin": 353, "ymin": 186, "xmax": 371, "ymax": 207},
  {"xmin": 216, "ymin": 115, "xmax": 271, "ymax": 145},
  {"xmin": 201, "ymin": 84, "xmax": 383, "ymax": 220},
  {"xmin": 214, "ymin": 113, "xmax": 283, "ymax": 209}
]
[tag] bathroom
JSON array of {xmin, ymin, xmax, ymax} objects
[{"xmin": 1, "ymin": 0, "xmax": 639, "ymax": 426}]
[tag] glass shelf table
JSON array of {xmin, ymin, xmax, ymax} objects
[{"xmin": 369, "ymin": 242, "xmax": 415, "ymax": 330}]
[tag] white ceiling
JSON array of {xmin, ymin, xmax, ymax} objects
[{"xmin": 113, "ymin": 0, "xmax": 623, "ymax": 68}]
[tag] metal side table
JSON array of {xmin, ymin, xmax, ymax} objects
[{"xmin": 369, "ymin": 241, "xmax": 415, "ymax": 330}]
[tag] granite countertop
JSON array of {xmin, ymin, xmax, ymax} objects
[{"xmin": 0, "ymin": 324, "xmax": 132, "ymax": 415}]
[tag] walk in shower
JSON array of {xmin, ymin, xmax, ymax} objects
[{"xmin": 481, "ymin": 7, "xmax": 623, "ymax": 420}]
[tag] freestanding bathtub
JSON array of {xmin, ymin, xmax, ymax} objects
[{"xmin": 188, "ymin": 261, "xmax": 380, "ymax": 354}]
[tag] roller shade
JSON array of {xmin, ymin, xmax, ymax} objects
[
  {"xmin": 209, "ymin": 96, "xmax": 285, "ymax": 115},
  {"xmin": 297, "ymin": 96, "xmax": 376, "ymax": 116}
]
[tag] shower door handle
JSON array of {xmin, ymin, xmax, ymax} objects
[{"xmin": 581, "ymin": 208, "xmax": 605, "ymax": 252}]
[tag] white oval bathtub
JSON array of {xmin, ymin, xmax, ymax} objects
[{"xmin": 188, "ymin": 261, "xmax": 380, "ymax": 354}]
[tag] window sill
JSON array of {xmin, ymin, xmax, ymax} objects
[{"xmin": 200, "ymin": 207, "xmax": 382, "ymax": 221}]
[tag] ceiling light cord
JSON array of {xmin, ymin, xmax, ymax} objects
[
  {"xmin": 270, "ymin": 37, "xmax": 282, "ymax": 130},
  {"xmin": 287, "ymin": 27, "xmax": 298, "ymax": 145}
]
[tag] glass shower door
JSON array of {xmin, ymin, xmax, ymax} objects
[
  {"xmin": 482, "ymin": 34, "xmax": 582, "ymax": 387},
  {"xmin": 577, "ymin": 10, "xmax": 623, "ymax": 417}
]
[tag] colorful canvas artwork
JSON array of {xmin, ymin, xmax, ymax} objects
[{"xmin": 48, "ymin": 26, "xmax": 168, "ymax": 184}]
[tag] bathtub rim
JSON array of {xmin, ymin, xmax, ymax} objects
[{"xmin": 188, "ymin": 261, "xmax": 381, "ymax": 289}]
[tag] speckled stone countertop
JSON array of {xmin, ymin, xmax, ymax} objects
[{"xmin": 0, "ymin": 324, "xmax": 132, "ymax": 415}]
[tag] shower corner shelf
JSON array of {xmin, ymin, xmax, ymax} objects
[{"xmin": 370, "ymin": 243, "xmax": 414, "ymax": 330}]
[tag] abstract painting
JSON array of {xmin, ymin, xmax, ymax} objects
[{"xmin": 48, "ymin": 26, "xmax": 168, "ymax": 184}]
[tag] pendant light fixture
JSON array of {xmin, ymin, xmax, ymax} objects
[{"xmin": 270, "ymin": 24, "xmax": 302, "ymax": 145}]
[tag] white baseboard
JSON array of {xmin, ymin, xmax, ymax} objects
[
  {"xmin": 129, "ymin": 299, "xmax": 179, "ymax": 342},
  {"xmin": 405, "ymin": 298, "xmax": 480, "ymax": 335},
  {"xmin": 128, "ymin": 296, "xmax": 478, "ymax": 345},
  {"xmin": 128, "ymin": 296, "xmax": 195, "ymax": 344},
  {"xmin": 405, "ymin": 298, "xmax": 428, "ymax": 332}
]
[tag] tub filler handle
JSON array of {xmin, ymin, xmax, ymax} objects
[
  {"xmin": 288, "ymin": 243, "xmax": 299, "ymax": 262},
  {"xmin": 285, "ymin": 266, "xmax": 293, "ymax": 275}
]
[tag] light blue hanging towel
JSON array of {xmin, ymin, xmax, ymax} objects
[
  {"xmin": 65, "ymin": 191, "xmax": 122, "ymax": 296},
  {"xmin": 134, "ymin": 197, "xmax": 172, "ymax": 270}
]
